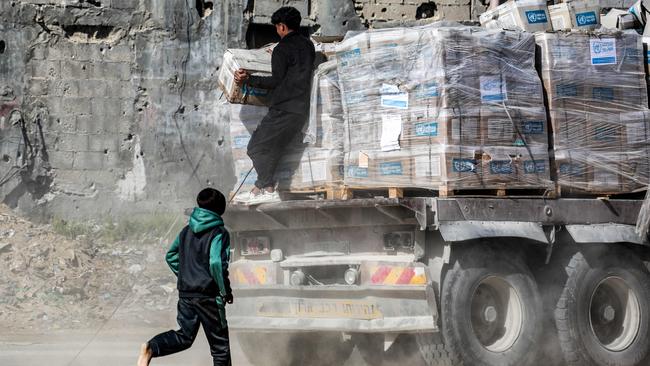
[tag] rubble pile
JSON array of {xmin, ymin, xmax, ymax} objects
[{"xmin": 0, "ymin": 206, "xmax": 180, "ymax": 331}]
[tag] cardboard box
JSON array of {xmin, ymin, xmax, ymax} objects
[
  {"xmin": 554, "ymin": 149, "xmax": 590, "ymax": 190},
  {"xmin": 411, "ymin": 146, "xmax": 445, "ymax": 188},
  {"xmin": 277, "ymin": 149, "xmax": 344, "ymax": 190},
  {"xmin": 218, "ymin": 45, "xmax": 274, "ymax": 106},
  {"xmin": 479, "ymin": 0, "xmax": 552, "ymax": 33},
  {"xmin": 443, "ymin": 147, "xmax": 484, "ymax": 189},
  {"xmin": 549, "ymin": 0, "xmax": 601, "ymax": 31},
  {"xmin": 344, "ymin": 150, "xmax": 413, "ymax": 187},
  {"xmin": 601, "ymin": 9, "xmax": 638, "ymax": 30},
  {"xmin": 229, "ymin": 104, "xmax": 268, "ymax": 160}
]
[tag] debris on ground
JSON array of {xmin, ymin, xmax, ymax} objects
[{"xmin": 0, "ymin": 205, "xmax": 181, "ymax": 331}]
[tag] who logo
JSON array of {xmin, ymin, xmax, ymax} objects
[
  {"xmin": 575, "ymin": 11, "xmax": 597, "ymax": 26},
  {"xmin": 525, "ymin": 10, "xmax": 548, "ymax": 24}
]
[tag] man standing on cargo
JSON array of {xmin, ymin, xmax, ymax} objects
[{"xmin": 233, "ymin": 6, "xmax": 315, "ymax": 205}]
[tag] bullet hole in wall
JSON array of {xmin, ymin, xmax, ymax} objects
[
  {"xmin": 416, "ymin": 2, "xmax": 437, "ymax": 19},
  {"xmin": 2, "ymin": 155, "xmax": 10, "ymax": 163},
  {"xmin": 125, "ymin": 134, "xmax": 133, "ymax": 141},
  {"xmin": 196, "ymin": 0, "xmax": 214, "ymax": 18},
  {"xmin": 0, "ymin": 40, "xmax": 5, "ymax": 54}
]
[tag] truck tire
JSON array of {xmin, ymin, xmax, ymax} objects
[
  {"xmin": 415, "ymin": 333, "xmax": 459, "ymax": 366},
  {"xmin": 555, "ymin": 247, "xmax": 650, "ymax": 366},
  {"xmin": 441, "ymin": 245, "xmax": 542, "ymax": 366},
  {"xmin": 238, "ymin": 332, "xmax": 353, "ymax": 366}
]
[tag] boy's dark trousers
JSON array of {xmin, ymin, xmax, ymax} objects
[
  {"xmin": 247, "ymin": 108, "xmax": 306, "ymax": 189},
  {"xmin": 147, "ymin": 297, "xmax": 231, "ymax": 366}
]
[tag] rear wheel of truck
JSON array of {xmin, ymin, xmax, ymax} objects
[
  {"xmin": 237, "ymin": 332, "xmax": 353, "ymax": 366},
  {"xmin": 555, "ymin": 247, "xmax": 650, "ymax": 366},
  {"xmin": 441, "ymin": 245, "xmax": 542, "ymax": 366}
]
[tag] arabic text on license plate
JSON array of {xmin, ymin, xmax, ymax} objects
[{"xmin": 257, "ymin": 299, "xmax": 383, "ymax": 320}]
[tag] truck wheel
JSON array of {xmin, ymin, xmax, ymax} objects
[
  {"xmin": 555, "ymin": 248, "xmax": 650, "ymax": 366},
  {"xmin": 415, "ymin": 333, "xmax": 458, "ymax": 366},
  {"xmin": 441, "ymin": 245, "xmax": 542, "ymax": 366},
  {"xmin": 238, "ymin": 332, "xmax": 353, "ymax": 366}
]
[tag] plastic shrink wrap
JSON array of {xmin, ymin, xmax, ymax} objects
[
  {"xmin": 536, "ymin": 31, "xmax": 650, "ymax": 193},
  {"xmin": 335, "ymin": 24, "xmax": 552, "ymax": 191}
]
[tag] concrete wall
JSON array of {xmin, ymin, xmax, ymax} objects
[
  {"xmin": 0, "ymin": 0, "xmax": 477, "ymax": 221},
  {"xmin": 0, "ymin": 0, "xmax": 245, "ymax": 220}
]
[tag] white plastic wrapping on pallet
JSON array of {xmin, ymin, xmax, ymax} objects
[
  {"xmin": 536, "ymin": 30, "xmax": 650, "ymax": 193},
  {"xmin": 334, "ymin": 23, "xmax": 552, "ymax": 191},
  {"xmin": 479, "ymin": 0, "xmax": 553, "ymax": 32},
  {"xmin": 229, "ymin": 104, "xmax": 269, "ymax": 192}
]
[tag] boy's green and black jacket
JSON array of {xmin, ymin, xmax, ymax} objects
[{"xmin": 165, "ymin": 207, "xmax": 232, "ymax": 327}]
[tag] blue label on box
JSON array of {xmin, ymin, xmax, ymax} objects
[
  {"xmin": 595, "ymin": 126, "xmax": 616, "ymax": 141},
  {"xmin": 557, "ymin": 84, "xmax": 578, "ymax": 97},
  {"xmin": 417, "ymin": 82, "xmax": 439, "ymax": 98},
  {"xmin": 521, "ymin": 120, "xmax": 544, "ymax": 134},
  {"xmin": 338, "ymin": 48, "xmax": 362, "ymax": 67},
  {"xmin": 559, "ymin": 162, "xmax": 584, "ymax": 175},
  {"xmin": 575, "ymin": 11, "xmax": 598, "ymax": 26},
  {"xmin": 380, "ymin": 162, "xmax": 404, "ymax": 176},
  {"xmin": 241, "ymin": 85, "xmax": 269, "ymax": 97},
  {"xmin": 415, "ymin": 122, "xmax": 439, "ymax": 137},
  {"xmin": 525, "ymin": 10, "xmax": 548, "ymax": 24},
  {"xmin": 524, "ymin": 160, "xmax": 546, "ymax": 174},
  {"xmin": 592, "ymin": 87, "xmax": 614, "ymax": 101},
  {"xmin": 490, "ymin": 160, "xmax": 514, "ymax": 175},
  {"xmin": 591, "ymin": 39, "xmax": 617, "ymax": 65},
  {"xmin": 347, "ymin": 166, "xmax": 369, "ymax": 178},
  {"xmin": 452, "ymin": 158, "xmax": 477, "ymax": 173},
  {"xmin": 381, "ymin": 98, "xmax": 408, "ymax": 109},
  {"xmin": 233, "ymin": 135, "xmax": 251, "ymax": 148}
]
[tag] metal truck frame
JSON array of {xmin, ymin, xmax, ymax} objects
[{"xmin": 225, "ymin": 196, "xmax": 650, "ymax": 366}]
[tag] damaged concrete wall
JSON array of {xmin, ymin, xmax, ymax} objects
[
  {"xmin": 0, "ymin": 0, "xmax": 477, "ymax": 221},
  {"xmin": 0, "ymin": 0, "xmax": 245, "ymax": 220}
]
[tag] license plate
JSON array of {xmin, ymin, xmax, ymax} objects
[{"xmin": 256, "ymin": 299, "xmax": 383, "ymax": 320}]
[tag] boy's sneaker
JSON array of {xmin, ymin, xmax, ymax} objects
[
  {"xmin": 232, "ymin": 191, "xmax": 256, "ymax": 204},
  {"xmin": 247, "ymin": 190, "xmax": 281, "ymax": 205}
]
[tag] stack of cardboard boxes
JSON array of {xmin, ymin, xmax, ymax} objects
[
  {"xmin": 536, "ymin": 31, "xmax": 650, "ymax": 193},
  {"xmin": 336, "ymin": 25, "xmax": 552, "ymax": 190}
]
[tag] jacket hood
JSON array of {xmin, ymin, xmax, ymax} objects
[{"xmin": 189, "ymin": 207, "xmax": 223, "ymax": 233}]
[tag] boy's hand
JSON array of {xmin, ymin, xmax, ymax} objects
[
  {"xmin": 234, "ymin": 69, "xmax": 249, "ymax": 85},
  {"xmin": 225, "ymin": 293, "xmax": 234, "ymax": 304}
]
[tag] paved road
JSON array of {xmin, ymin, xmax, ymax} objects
[{"xmin": 0, "ymin": 328, "xmax": 248, "ymax": 366}]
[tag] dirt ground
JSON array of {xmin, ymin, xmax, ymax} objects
[{"xmin": 0, "ymin": 206, "xmax": 427, "ymax": 366}]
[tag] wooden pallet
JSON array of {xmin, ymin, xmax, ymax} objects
[
  {"xmin": 555, "ymin": 185, "xmax": 647, "ymax": 199},
  {"xmin": 282, "ymin": 186, "xmax": 408, "ymax": 200},
  {"xmin": 284, "ymin": 184, "xmax": 560, "ymax": 200},
  {"xmin": 439, "ymin": 185, "xmax": 557, "ymax": 198}
]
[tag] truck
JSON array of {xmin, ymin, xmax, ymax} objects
[{"xmin": 224, "ymin": 195, "xmax": 650, "ymax": 366}]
